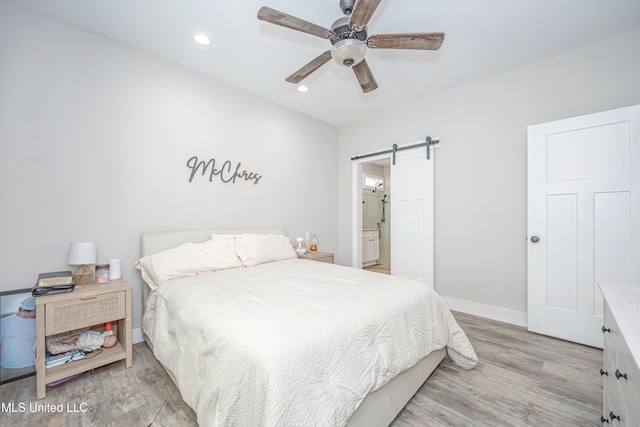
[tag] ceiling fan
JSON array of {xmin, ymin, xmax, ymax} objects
[{"xmin": 257, "ymin": 0, "xmax": 445, "ymax": 93}]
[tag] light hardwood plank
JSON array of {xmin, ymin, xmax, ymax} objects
[{"xmin": 391, "ymin": 312, "xmax": 602, "ymax": 427}]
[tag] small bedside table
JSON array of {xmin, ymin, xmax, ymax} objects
[
  {"xmin": 35, "ymin": 279, "xmax": 132, "ymax": 399},
  {"xmin": 298, "ymin": 251, "xmax": 334, "ymax": 264}
]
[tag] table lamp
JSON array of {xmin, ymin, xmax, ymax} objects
[{"xmin": 67, "ymin": 242, "xmax": 97, "ymax": 285}]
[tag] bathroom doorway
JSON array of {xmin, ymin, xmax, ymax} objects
[
  {"xmin": 352, "ymin": 140, "xmax": 436, "ymax": 288},
  {"xmin": 360, "ymin": 157, "xmax": 391, "ymax": 274}
]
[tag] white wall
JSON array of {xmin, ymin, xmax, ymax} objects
[
  {"xmin": 0, "ymin": 0, "xmax": 338, "ymax": 328},
  {"xmin": 338, "ymin": 30, "xmax": 640, "ymax": 323}
]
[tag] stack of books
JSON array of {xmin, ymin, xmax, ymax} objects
[
  {"xmin": 32, "ymin": 271, "xmax": 75, "ymax": 296},
  {"xmin": 45, "ymin": 350, "xmax": 85, "ymax": 368}
]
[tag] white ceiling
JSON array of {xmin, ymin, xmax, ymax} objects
[{"xmin": 17, "ymin": 0, "xmax": 640, "ymax": 127}]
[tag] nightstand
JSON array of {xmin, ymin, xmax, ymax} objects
[
  {"xmin": 35, "ymin": 279, "xmax": 132, "ymax": 399},
  {"xmin": 298, "ymin": 251, "xmax": 334, "ymax": 264}
]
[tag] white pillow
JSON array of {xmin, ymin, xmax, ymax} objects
[
  {"xmin": 134, "ymin": 237, "xmax": 243, "ymax": 290},
  {"xmin": 234, "ymin": 233, "xmax": 296, "ymax": 267}
]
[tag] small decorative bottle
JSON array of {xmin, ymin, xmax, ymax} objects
[
  {"xmin": 95, "ymin": 264, "xmax": 110, "ymax": 283},
  {"xmin": 293, "ymin": 237, "xmax": 307, "ymax": 255},
  {"xmin": 309, "ymin": 234, "xmax": 318, "ymax": 252}
]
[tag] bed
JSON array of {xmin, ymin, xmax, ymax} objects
[{"xmin": 138, "ymin": 228, "xmax": 477, "ymax": 427}]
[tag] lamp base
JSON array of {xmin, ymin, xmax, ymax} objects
[{"xmin": 73, "ymin": 265, "xmax": 93, "ymax": 285}]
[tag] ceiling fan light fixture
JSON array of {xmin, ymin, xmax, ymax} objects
[{"xmin": 331, "ymin": 39, "xmax": 366, "ymax": 67}]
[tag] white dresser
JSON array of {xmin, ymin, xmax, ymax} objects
[{"xmin": 599, "ymin": 282, "xmax": 640, "ymax": 426}]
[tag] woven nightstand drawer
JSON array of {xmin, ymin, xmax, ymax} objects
[
  {"xmin": 297, "ymin": 251, "xmax": 334, "ymax": 264},
  {"xmin": 45, "ymin": 291, "xmax": 126, "ymax": 335}
]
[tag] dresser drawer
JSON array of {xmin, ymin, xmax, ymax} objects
[
  {"xmin": 628, "ymin": 406, "xmax": 640, "ymax": 427},
  {"xmin": 45, "ymin": 291, "xmax": 126, "ymax": 335},
  {"xmin": 605, "ymin": 378, "xmax": 630, "ymax": 426},
  {"xmin": 298, "ymin": 251, "xmax": 334, "ymax": 264},
  {"xmin": 600, "ymin": 283, "xmax": 640, "ymax": 426},
  {"xmin": 617, "ymin": 336, "xmax": 640, "ymax": 417},
  {"xmin": 313, "ymin": 254, "xmax": 334, "ymax": 263},
  {"xmin": 603, "ymin": 301, "xmax": 619, "ymax": 354},
  {"xmin": 604, "ymin": 349, "xmax": 616, "ymax": 383}
]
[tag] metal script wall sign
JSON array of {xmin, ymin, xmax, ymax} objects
[{"xmin": 186, "ymin": 156, "xmax": 262, "ymax": 184}]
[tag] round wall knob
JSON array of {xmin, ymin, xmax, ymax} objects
[{"xmin": 530, "ymin": 236, "xmax": 540, "ymax": 243}]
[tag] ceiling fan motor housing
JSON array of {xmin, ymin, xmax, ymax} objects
[
  {"xmin": 330, "ymin": 16, "xmax": 367, "ymax": 45},
  {"xmin": 339, "ymin": 0, "xmax": 356, "ymax": 15}
]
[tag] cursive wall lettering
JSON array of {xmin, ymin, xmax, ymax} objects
[{"xmin": 186, "ymin": 156, "xmax": 262, "ymax": 185}]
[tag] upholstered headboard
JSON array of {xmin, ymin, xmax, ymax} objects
[{"xmin": 139, "ymin": 228, "xmax": 285, "ymax": 301}]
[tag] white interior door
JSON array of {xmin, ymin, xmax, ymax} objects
[
  {"xmin": 527, "ymin": 105, "xmax": 640, "ymax": 348},
  {"xmin": 391, "ymin": 146, "xmax": 434, "ymax": 288}
]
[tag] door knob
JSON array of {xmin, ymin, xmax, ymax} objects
[{"xmin": 530, "ymin": 236, "xmax": 540, "ymax": 243}]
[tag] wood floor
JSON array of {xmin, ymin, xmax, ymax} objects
[
  {"xmin": 363, "ymin": 264, "xmax": 391, "ymax": 274},
  {"xmin": 0, "ymin": 312, "xmax": 602, "ymax": 426},
  {"xmin": 391, "ymin": 312, "xmax": 602, "ymax": 427}
]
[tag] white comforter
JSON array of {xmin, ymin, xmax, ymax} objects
[{"xmin": 143, "ymin": 258, "xmax": 477, "ymax": 427}]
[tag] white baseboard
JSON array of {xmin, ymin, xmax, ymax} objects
[
  {"xmin": 132, "ymin": 327, "xmax": 145, "ymax": 344},
  {"xmin": 440, "ymin": 296, "xmax": 528, "ymax": 327}
]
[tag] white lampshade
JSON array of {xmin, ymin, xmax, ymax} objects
[
  {"xmin": 67, "ymin": 242, "xmax": 97, "ymax": 265},
  {"xmin": 331, "ymin": 39, "xmax": 367, "ymax": 67}
]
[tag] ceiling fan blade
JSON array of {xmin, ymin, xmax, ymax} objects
[
  {"xmin": 349, "ymin": 0, "xmax": 383, "ymax": 30},
  {"xmin": 352, "ymin": 59, "xmax": 378, "ymax": 93},
  {"xmin": 286, "ymin": 50, "xmax": 332, "ymax": 84},
  {"xmin": 258, "ymin": 6, "xmax": 331, "ymax": 39},
  {"xmin": 367, "ymin": 32, "xmax": 445, "ymax": 50}
]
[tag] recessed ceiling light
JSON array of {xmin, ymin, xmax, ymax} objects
[
  {"xmin": 297, "ymin": 85, "xmax": 309, "ymax": 93},
  {"xmin": 193, "ymin": 33, "xmax": 211, "ymax": 46}
]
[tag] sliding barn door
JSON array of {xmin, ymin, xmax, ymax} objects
[
  {"xmin": 527, "ymin": 105, "xmax": 640, "ymax": 348},
  {"xmin": 391, "ymin": 146, "xmax": 434, "ymax": 288}
]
